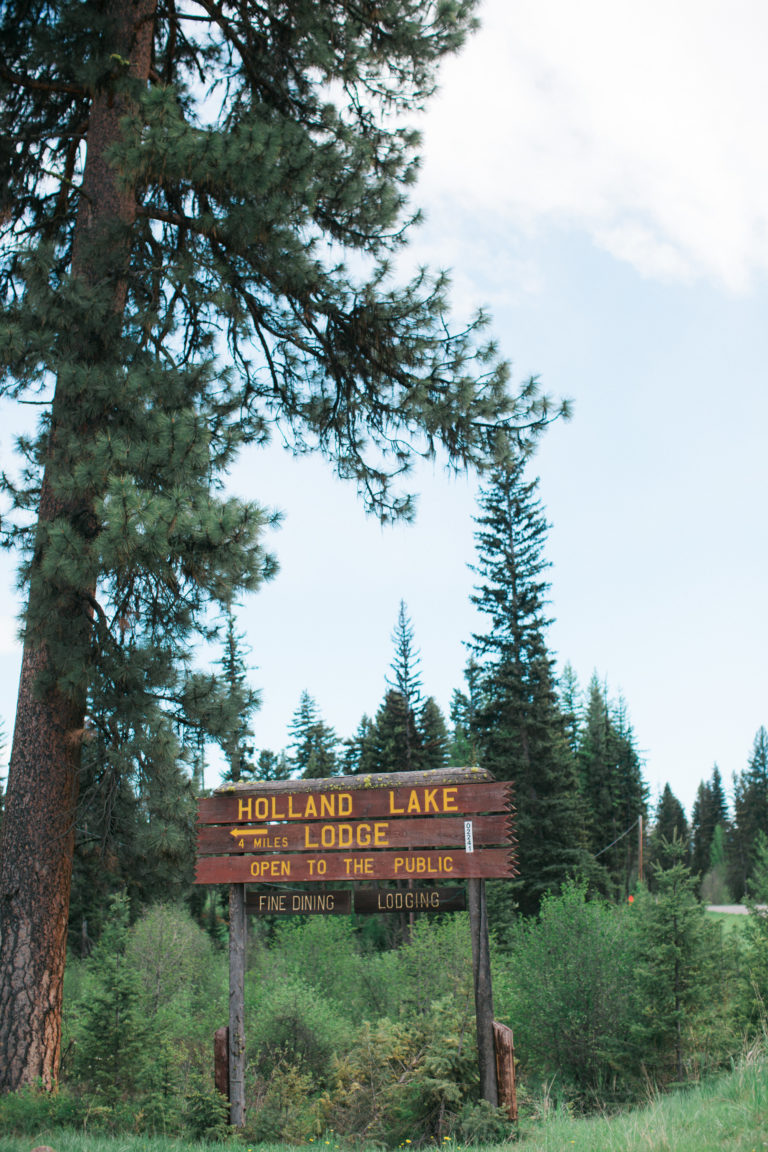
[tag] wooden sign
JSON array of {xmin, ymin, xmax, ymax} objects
[
  {"xmin": 196, "ymin": 847, "xmax": 513, "ymax": 884},
  {"xmin": 354, "ymin": 886, "xmax": 466, "ymax": 914},
  {"xmin": 199, "ymin": 779, "xmax": 510, "ymax": 825},
  {"xmin": 195, "ymin": 768, "xmax": 516, "ymax": 886},
  {"xmin": 246, "ymin": 889, "xmax": 352, "ymax": 915},
  {"xmin": 244, "ymin": 886, "xmax": 467, "ymax": 915},
  {"xmin": 197, "ymin": 814, "xmax": 512, "ymax": 855}
]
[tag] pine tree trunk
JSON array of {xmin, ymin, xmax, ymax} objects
[{"xmin": 0, "ymin": 0, "xmax": 155, "ymax": 1091}]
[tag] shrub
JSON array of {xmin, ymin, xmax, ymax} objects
[{"xmin": 500, "ymin": 881, "xmax": 639, "ymax": 1105}]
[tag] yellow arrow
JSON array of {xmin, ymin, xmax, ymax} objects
[{"xmin": 230, "ymin": 826, "xmax": 270, "ymax": 839}]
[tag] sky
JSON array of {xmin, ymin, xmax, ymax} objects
[{"xmin": 1, "ymin": 0, "xmax": 767, "ymax": 815}]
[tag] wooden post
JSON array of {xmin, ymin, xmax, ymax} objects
[
  {"xmin": 228, "ymin": 883, "xmax": 246, "ymax": 1128},
  {"xmin": 468, "ymin": 878, "xmax": 498, "ymax": 1106},
  {"xmin": 214, "ymin": 1026, "xmax": 229, "ymax": 1100},
  {"xmin": 492, "ymin": 1021, "xmax": 518, "ymax": 1122}
]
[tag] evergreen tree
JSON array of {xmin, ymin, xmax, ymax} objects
[
  {"xmin": 418, "ymin": 696, "xmax": 449, "ymax": 771},
  {"xmin": 632, "ymin": 840, "xmax": 709, "ymax": 1084},
  {"xmin": 578, "ymin": 677, "xmax": 647, "ymax": 898},
  {"xmin": 288, "ymin": 691, "xmax": 339, "ymax": 779},
  {"xmin": 252, "ymin": 748, "xmax": 291, "ymax": 782},
  {"xmin": 72, "ymin": 892, "xmax": 148, "ymax": 1097},
  {"xmin": 0, "ymin": 0, "xmax": 564, "ymax": 1088},
  {"xmin": 648, "ymin": 784, "xmax": 690, "ymax": 874},
  {"xmin": 448, "ymin": 659, "xmax": 481, "ymax": 767},
  {"xmin": 469, "ymin": 459, "xmax": 585, "ymax": 914},
  {"xmin": 341, "ymin": 716, "xmax": 378, "ymax": 776},
  {"xmin": 366, "ymin": 688, "xmax": 424, "ymax": 774},
  {"xmin": 691, "ymin": 766, "xmax": 729, "ymax": 881},
  {"xmin": 730, "ymin": 727, "xmax": 768, "ymax": 901},
  {"xmin": 218, "ymin": 603, "xmax": 259, "ymax": 783}
]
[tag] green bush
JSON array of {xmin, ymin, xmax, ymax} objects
[
  {"xmin": 247, "ymin": 973, "xmax": 353, "ymax": 1085},
  {"xmin": 329, "ymin": 995, "xmax": 479, "ymax": 1146},
  {"xmin": 500, "ymin": 881, "xmax": 640, "ymax": 1105}
]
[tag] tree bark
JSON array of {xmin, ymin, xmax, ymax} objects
[{"xmin": 0, "ymin": 0, "xmax": 155, "ymax": 1091}]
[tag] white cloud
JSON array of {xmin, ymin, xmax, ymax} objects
[{"xmin": 417, "ymin": 0, "xmax": 768, "ymax": 291}]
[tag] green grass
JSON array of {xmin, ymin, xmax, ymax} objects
[
  {"xmin": 706, "ymin": 909, "xmax": 748, "ymax": 937},
  {"xmin": 1, "ymin": 1060, "xmax": 768, "ymax": 1152}
]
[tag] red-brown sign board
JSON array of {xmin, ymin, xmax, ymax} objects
[
  {"xmin": 195, "ymin": 769, "xmax": 516, "ymax": 886},
  {"xmin": 198, "ymin": 780, "xmax": 511, "ymax": 825},
  {"xmin": 197, "ymin": 814, "xmax": 512, "ymax": 855},
  {"xmin": 195, "ymin": 847, "xmax": 514, "ymax": 884}
]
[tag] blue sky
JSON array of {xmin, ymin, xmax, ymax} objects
[{"xmin": 1, "ymin": 0, "xmax": 767, "ymax": 815}]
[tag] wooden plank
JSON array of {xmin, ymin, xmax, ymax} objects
[
  {"xmin": 197, "ymin": 814, "xmax": 513, "ymax": 855},
  {"xmin": 198, "ymin": 781, "xmax": 512, "ymax": 826},
  {"xmin": 214, "ymin": 1026, "xmax": 229, "ymax": 1100},
  {"xmin": 353, "ymin": 886, "xmax": 466, "ymax": 914},
  {"xmin": 216, "ymin": 767, "xmax": 493, "ymax": 794},
  {"xmin": 246, "ymin": 889, "xmax": 352, "ymax": 915},
  {"xmin": 195, "ymin": 847, "xmax": 516, "ymax": 885},
  {"xmin": 493, "ymin": 1021, "xmax": 518, "ymax": 1122}
]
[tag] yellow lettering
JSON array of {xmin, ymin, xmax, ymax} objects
[
  {"xmin": 339, "ymin": 824, "xmax": 353, "ymax": 849},
  {"xmin": 407, "ymin": 791, "xmax": 421, "ymax": 814},
  {"xmin": 394, "ymin": 856, "xmax": 405, "ymax": 873},
  {"xmin": 238, "ymin": 798, "xmax": 252, "ymax": 821},
  {"xmin": 270, "ymin": 797, "xmax": 286, "ymax": 819},
  {"xmin": 424, "ymin": 788, "xmax": 439, "ymax": 813},
  {"xmin": 320, "ymin": 794, "xmax": 335, "ymax": 818},
  {"xmin": 321, "ymin": 825, "xmax": 335, "ymax": 848},
  {"xmin": 339, "ymin": 793, "xmax": 352, "ymax": 816},
  {"xmin": 304, "ymin": 826, "xmax": 320, "ymax": 849},
  {"xmin": 304, "ymin": 796, "xmax": 317, "ymax": 818},
  {"xmin": 444, "ymin": 788, "xmax": 458, "ymax": 812},
  {"xmin": 358, "ymin": 823, "xmax": 371, "ymax": 848},
  {"xmin": 374, "ymin": 822, "xmax": 389, "ymax": 846},
  {"xmin": 389, "ymin": 791, "xmax": 405, "ymax": 815},
  {"xmin": 288, "ymin": 795, "xmax": 300, "ymax": 818},
  {"xmin": 254, "ymin": 797, "xmax": 268, "ymax": 820}
]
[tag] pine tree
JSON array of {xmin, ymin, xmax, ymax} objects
[
  {"xmin": 648, "ymin": 784, "xmax": 690, "ymax": 874},
  {"xmin": 690, "ymin": 765, "xmax": 729, "ymax": 892},
  {"xmin": 632, "ymin": 840, "xmax": 709, "ymax": 1084},
  {"xmin": 288, "ymin": 691, "xmax": 338, "ymax": 779},
  {"xmin": 448, "ymin": 659, "xmax": 481, "ymax": 767},
  {"xmin": 72, "ymin": 892, "xmax": 148, "ymax": 1097},
  {"xmin": 418, "ymin": 696, "xmax": 449, "ymax": 771},
  {"xmin": 218, "ymin": 603, "xmax": 259, "ymax": 784},
  {"xmin": 578, "ymin": 677, "xmax": 647, "ymax": 898},
  {"xmin": 729, "ymin": 727, "xmax": 768, "ymax": 900},
  {"xmin": 0, "ymin": 0, "xmax": 564, "ymax": 1088},
  {"xmin": 469, "ymin": 459, "xmax": 585, "ymax": 914},
  {"xmin": 366, "ymin": 688, "xmax": 424, "ymax": 774}
]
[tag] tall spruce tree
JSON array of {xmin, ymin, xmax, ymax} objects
[
  {"xmin": 690, "ymin": 765, "xmax": 729, "ymax": 885},
  {"xmin": 730, "ymin": 727, "xmax": 768, "ymax": 901},
  {"xmin": 288, "ymin": 691, "xmax": 339, "ymax": 779},
  {"xmin": 648, "ymin": 783, "xmax": 690, "ymax": 875},
  {"xmin": 468, "ymin": 458, "xmax": 585, "ymax": 914},
  {"xmin": 0, "ymin": 0, "xmax": 565, "ymax": 1089},
  {"xmin": 577, "ymin": 677, "xmax": 647, "ymax": 897}
]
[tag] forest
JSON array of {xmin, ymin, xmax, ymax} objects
[
  {"xmin": 1, "ymin": 0, "xmax": 768, "ymax": 1144},
  {"xmin": 3, "ymin": 452, "xmax": 768, "ymax": 1144}
]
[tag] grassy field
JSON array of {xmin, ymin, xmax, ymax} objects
[{"xmin": 1, "ymin": 1058, "xmax": 767, "ymax": 1152}]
